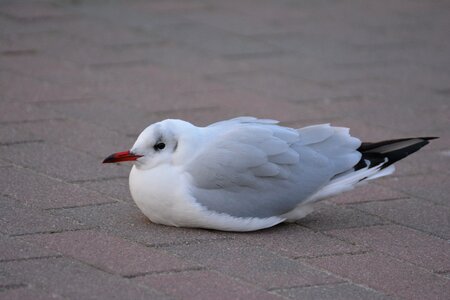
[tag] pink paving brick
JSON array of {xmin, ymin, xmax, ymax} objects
[
  {"xmin": 23, "ymin": 230, "xmax": 198, "ymax": 276},
  {"xmin": 304, "ymin": 252, "xmax": 450, "ymax": 300},
  {"xmin": 164, "ymin": 239, "xmax": 342, "ymax": 289},
  {"xmin": 327, "ymin": 225, "xmax": 450, "ymax": 272},
  {"xmin": 134, "ymin": 270, "xmax": 284, "ymax": 300}
]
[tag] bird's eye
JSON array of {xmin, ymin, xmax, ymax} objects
[{"xmin": 154, "ymin": 142, "xmax": 166, "ymax": 151}]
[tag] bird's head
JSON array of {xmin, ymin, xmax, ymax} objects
[{"xmin": 103, "ymin": 119, "xmax": 198, "ymax": 170}]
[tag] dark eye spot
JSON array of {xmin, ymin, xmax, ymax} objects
[{"xmin": 154, "ymin": 142, "xmax": 165, "ymax": 151}]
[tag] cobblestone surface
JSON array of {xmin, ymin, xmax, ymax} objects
[{"xmin": 0, "ymin": 0, "xmax": 449, "ymax": 299}]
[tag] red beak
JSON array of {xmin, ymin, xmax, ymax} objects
[{"xmin": 102, "ymin": 150, "xmax": 142, "ymax": 163}]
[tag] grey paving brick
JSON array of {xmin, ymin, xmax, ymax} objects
[
  {"xmin": 163, "ymin": 239, "xmax": 342, "ymax": 289},
  {"xmin": 378, "ymin": 174, "xmax": 450, "ymax": 206},
  {"xmin": 15, "ymin": 118, "xmax": 135, "ymax": 157},
  {"xmin": 0, "ymin": 286, "xmax": 66, "ymax": 300},
  {"xmin": 0, "ymin": 70, "xmax": 88, "ymax": 103},
  {"xmin": 330, "ymin": 183, "xmax": 407, "ymax": 205},
  {"xmin": 0, "ymin": 167, "xmax": 114, "ymax": 209},
  {"xmin": 133, "ymin": 270, "xmax": 284, "ymax": 300},
  {"xmin": 0, "ymin": 142, "xmax": 129, "ymax": 182},
  {"xmin": 0, "ymin": 2, "xmax": 67, "ymax": 20},
  {"xmin": 275, "ymin": 282, "xmax": 391, "ymax": 300},
  {"xmin": 0, "ymin": 234, "xmax": 57, "ymax": 262},
  {"xmin": 0, "ymin": 102, "xmax": 60, "ymax": 123},
  {"xmin": 304, "ymin": 252, "xmax": 450, "ymax": 300},
  {"xmin": 0, "ymin": 257, "xmax": 168, "ymax": 300},
  {"xmin": 226, "ymin": 223, "xmax": 362, "ymax": 259},
  {"xmin": 0, "ymin": 195, "xmax": 86, "ymax": 235},
  {"xmin": 298, "ymin": 203, "xmax": 388, "ymax": 231},
  {"xmin": 352, "ymin": 198, "xmax": 450, "ymax": 239},
  {"xmin": 327, "ymin": 225, "xmax": 450, "ymax": 273},
  {"xmin": 23, "ymin": 230, "xmax": 198, "ymax": 276},
  {"xmin": 78, "ymin": 177, "xmax": 132, "ymax": 203},
  {"xmin": 51, "ymin": 202, "xmax": 228, "ymax": 246}
]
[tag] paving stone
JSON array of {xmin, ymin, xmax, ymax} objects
[
  {"xmin": 163, "ymin": 239, "xmax": 342, "ymax": 289},
  {"xmin": 275, "ymin": 282, "xmax": 391, "ymax": 300},
  {"xmin": 0, "ymin": 167, "xmax": 115, "ymax": 209},
  {"xmin": 0, "ymin": 124, "xmax": 38, "ymax": 145},
  {"xmin": 0, "ymin": 102, "xmax": 60, "ymax": 123},
  {"xmin": 353, "ymin": 198, "xmax": 450, "ymax": 239},
  {"xmin": 155, "ymin": 23, "xmax": 280, "ymax": 56},
  {"xmin": 327, "ymin": 225, "xmax": 450, "ymax": 273},
  {"xmin": 23, "ymin": 230, "xmax": 197, "ymax": 276},
  {"xmin": 330, "ymin": 183, "xmax": 407, "ymax": 205},
  {"xmin": 134, "ymin": 270, "xmax": 284, "ymax": 300},
  {"xmin": 0, "ymin": 257, "xmax": 168, "ymax": 300},
  {"xmin": 304, "ymin": 252, "xmax": 450, "ymax": 300},
  {"xmin": 378, "ymin": 174, "xmax": 450, "ymax": 206},
  {"xmin": 0, "ymin": 142, "xmax": 129, "ymax": 182},
  {"xmin": 0, "ymin": 70, "xmax": 89, "ymax": 103},
  {"xmin": 0, "ymin": 195, "xmax": 86, "ymax": 236},
  {"xmin": 0, "ymin": 286, "xmax": 65, "ymax": 300},
  {"xmin": 51, "ymin": 202, "xmax": 228, "ymax": 246},
  {"xmin": 226, "ymin": 223, "xmax": 362, "ymax": 259},
  {"xmin": 0, "ymin": 234, "xmax": 57, "ymax": 262},
  {"xmin": 298, "ymin": 203, "xmax": 388, "ymax": 231},
  {"xmin": 15, "ymin": 118, "xmax": 135, "ymax": 157},
  {"xmin": 0, "ymin": 55, "xmax": 89, "ymax": 85},
  {"xmin": 0, "ymin": 2, "xmax": 68, "ymax": 20},
  {"xmin": 58, "ymin": 18, "xmax": 153, "ymax": 47},
  {"xmin": 78, "ymin": 177, "xmax": 132, "ymax": 203}
]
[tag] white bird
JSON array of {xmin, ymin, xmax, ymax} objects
[{"xmin": 103, "ymin": 117, "xmax": 435, "ymax": 232}]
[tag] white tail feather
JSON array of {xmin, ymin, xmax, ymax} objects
[{"xmin": 304, "ymin": 162, "xmax": 395, "ymax": 203}]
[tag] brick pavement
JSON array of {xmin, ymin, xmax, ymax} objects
[{"xmin": 0, "ymin": 0, "xmax": 449, "ymax": 299}]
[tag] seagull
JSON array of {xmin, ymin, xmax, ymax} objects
[{"xmin": 103, "ymin": 117, "xmax": 436, "ymax": 232}]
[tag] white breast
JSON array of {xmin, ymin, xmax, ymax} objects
[{"xmin": 129, "ymin": 164, "xmax": 284, "ymax": 232}]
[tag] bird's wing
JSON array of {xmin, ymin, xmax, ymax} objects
[{"xmin": 184, "ymin": 119, "xmax": 361, "ymax": 218}]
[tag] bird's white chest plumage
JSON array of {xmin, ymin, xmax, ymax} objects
[{"xmin": 129, "ymin": 164, "xmax": 284, "ymax": 231}]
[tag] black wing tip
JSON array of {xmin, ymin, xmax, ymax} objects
[{"xmin": 420, "ymin": 136, "xmax": 439, "ymax": 141}]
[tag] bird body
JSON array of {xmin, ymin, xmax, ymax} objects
[{"xmin": 103, "ymin": 117, "xmax": 435, "ymax": 232}]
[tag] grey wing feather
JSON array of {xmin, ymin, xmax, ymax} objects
[{"xmin": 185, "ymin": 118, "xmax": 361, "ymax": 218}]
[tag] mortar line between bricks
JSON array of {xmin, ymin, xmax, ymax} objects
[
  {"xmin": 0, "ymin": 254, "xmax": 63, "ymax": 263},
  {"xmin": 0, "ymin": 118, "xmax": 67, "ymax": 126},
  {"xmin": 10, "ymin": 227, "xmax": 98, "ymax": 237},
  {"xmin": 0, "ymin": 283, "xmax": 27, "ymax": 291},
  {"xmin": 334, "ymin": 196, "xmax": 411, "ymax": 205},
  {"xmin": 148, "ymin": 236, "xmax": 233, "ymax": 248},
  {"xmin": 43, "ymin": 200, "xmax": 117, "ymax": 211},
  {"xmin": 0, "ymin": 139, "xmax": 44, "ymax": 146},
  {"xmin": 292, "ymin": 250, "xmax": 371, "ymax": 260},
  {"xmin": 268, "ymin": 281, "xmax": 350, "ymax": 292},
  {"xmin": 123, "ymin": 266, "xmax": 207, "ymax": 279},
  {"xmin": 68, "ymin": 176, "xmax": 129, "ymax": 184}
]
